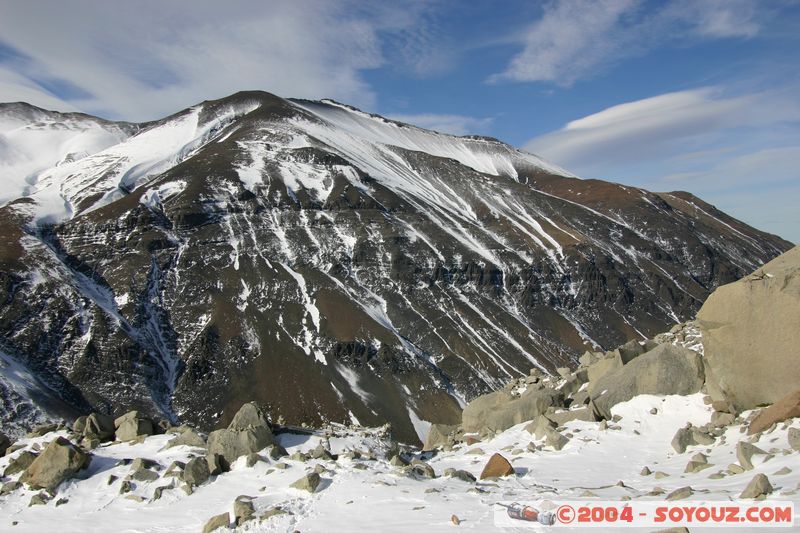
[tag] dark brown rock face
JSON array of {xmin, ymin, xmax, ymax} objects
[{"xmin": 0, "ymin": 93, "xmax": 791, "ymax": 442}]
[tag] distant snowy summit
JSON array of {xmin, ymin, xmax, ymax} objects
[{"xmin": 0, "ymin": 91, "xmax": 792, "ymax": 443}]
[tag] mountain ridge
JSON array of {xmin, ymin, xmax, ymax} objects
[{"xmin": 0, "ymin": 91, "xmax": 792, "ymax": 443}]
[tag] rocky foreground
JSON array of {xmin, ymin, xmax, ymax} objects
[{"xmin": 0, "ymin": 250, "xmax": 797, "ymax": 531}]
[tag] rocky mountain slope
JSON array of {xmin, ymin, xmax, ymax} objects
[
  {"xmin": 0, "ymin": 246, "xmax": 797, "ymax": 532},
  {"xmin": 0, "ymin": 91, "xmax": 792, "ymax": 442}
]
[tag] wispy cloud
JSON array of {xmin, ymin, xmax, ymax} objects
[
  {"xmin": 490, "ymin": 0, "xmax": 769, "ymax": 86},
  {"xmin": 523, "ymin": 86, "xmax": 800, "ymax": 241},
  {"xmin": 0, "ymin": 1, "xmax": 435, "ymax": 120},
  {"xmin": 524, "ymin": 87, "xmax": 800, "ymax": 167},
  {"xmin": 388, "ymin": 113, "xmax": 493, "ymax": 136}
]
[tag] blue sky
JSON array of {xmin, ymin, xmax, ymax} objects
[{"xmin": 1, "ymin": 0, "xmax": 798, "ymax": 241}]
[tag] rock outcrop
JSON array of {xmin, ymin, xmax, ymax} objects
[
  {"xmin": 21, "ymin": 437, "xmax": 90, "ymax": 490},
  {"xmin": 206, "ymin": 403, "xmax": 273, "ymax": 468},
  {"xmin": 590, "ymin": 344, "xmax": 705, "ymax": 420},
  {"xmin": 698, "ymin": 246, "xmax": 800, "ymax": 409},
  {"xmin": 462, "ymin": 388, "xmax": 563, "ymax": 433}
]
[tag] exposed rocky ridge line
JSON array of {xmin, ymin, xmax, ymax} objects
[{"xmin": 0, "ymin": 91, "xmax": 792, "ymax": 442}]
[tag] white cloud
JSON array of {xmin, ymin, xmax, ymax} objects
[
  {"xmin": 523, "ymin": 87, "xmax": 800, "ymax": 242},
  {"xmin": 524, "ymin": 87, "xmax": 800, "ymax": 168},
  {"xmin": 491, "ymin": 0, "xmax": 767, "ymax": 85},
  {"xmin": 0, "ymin": 1, "xmax": 433, "ymax": 121},
  {"xmin": 388, "ymin": 113, "xmax": 493, "ymax": 136}
]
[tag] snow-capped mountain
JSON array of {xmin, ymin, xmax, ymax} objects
[{"xmin": 0, "ymin": 91, "xmax": 791, "ymax": 442}]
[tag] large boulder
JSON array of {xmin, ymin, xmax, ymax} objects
[
  {"xmin": 479, "ymin": 453, "xmax": 515, "ymax": 480},
  {"xmin": 748, "ymin": 389, "xmax": 800, "ymax": 435},
  {"xmin": 228, "ymin": 402, "xmax": 270, "ymax": 430},
  {"xmin": 21, "ymin": 437, "xmax": 90, "ymax": 490},
  {"xmin": 207, "ymin": 426, "xmax": 273, "ymax": 469},
  {"xmin": 423, "ymin": 424, "xmax": 458, "ymax": 451},
  {"xmin": 697, "ymin": 246, "xmax": 800, "ymax": 410},
  {"xmin": 590, "ymin": 344, "xmax": 704, "ymax": 420},
  {"xmin": 462, "ymin": 387, "xmax": 563, "ymax": 433},
  {"xmin": 206, "ymin": 403, "xmax": 273, "ymax": 469},
  {"xmin": 114, "ymin": 411, "xmax": 154, "ymax": 441}
]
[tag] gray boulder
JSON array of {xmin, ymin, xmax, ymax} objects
[
  {"xmin": 789, "ymin": 428, "xmax": 800, "ymax": 451},
  {"xmin": 736, "ymin": 441, "xmax": 767, "ymax": 471},
  {"xmin": 524, "ymin": 414, "xmax": 557, "ymax": 439},
  {"xmin": 3, "ymin": 450, "xmax": 36, "ymax": 477},
  {"xmin": 21, "ymin": 437, "xmax": 90, "ymax": 490},
  {"xmin": 423, "ymin": 423, "xmax": 458, "ymax": 451},
  {"xmin": 290, "ymin": 472, "xmax": 321, "ymax": 492},
  {"xmin": 234, "ymin": 496, "xmax": 256, "ymax": 525},
  {"xmin": 207, "ymin": 426, "xmax": 273, "ymax": 469},
  {"xmin": 84, "ymin": 413, "xmax": 115, "ymax": 441},
  {"xmin": 590, "ymin": 344, "xmax": 705, "ymax": 420},
  {"xmin": 740, "ymin": 473, "xmax": 773, "ymax": 499},
  {"xmin": 182, "ymin": 456, "xmax": 210, "ymax": 487},
  {"xmin": 697, "ymin": 246, "xmax": 800, "ymax": 410},
  {"xmin": 115, "ymin": 414, "xmax": 154, "ymax": 442},
  {"xmin": 462, "ymin": 387, "xmax": 563, "ymax": 433},
  {"xmin": 228, "ymin": 402, "xmax": 270, "ymax": 430},
  {"xmin": 166, "ymin": 428, "xmax": 206, "ymax": 449},
  {"xmin": 202, "ymin": 512, "xmax": 230, "ymax": 533}
]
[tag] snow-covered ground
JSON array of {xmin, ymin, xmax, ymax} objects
[{"xmin": 1, "ymin": 393, "xmax": 797, "ymax": 532}]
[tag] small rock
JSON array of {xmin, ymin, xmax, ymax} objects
[
  {"xmin": 774, "ymin": 466, "xmax": 792, "ymax": 475},
  {"xmin": 0, "ymin": 481, "xmax": 22, "ymax": 495},
  {"xmin": 665, "ymin": 486, "xmax": 693, "ymax": 501},
  {"xmin": 274, "ymin": 462, "xmax": 288, "ymax": 470},
  {"xmin": 740, "ymin": 473, "xmax": 773, "ymax": 499},
  {"xmin": 166, "ymin": 428, "xmax": 206, "ymax": 449},
  {"xmin": 649, "ymin": 408, "xmax": 658, "ymax": 415},
  {"xmin": 290, "ymin": 472, "xmax": 321, "ymax": 493},
  {"xmin": 640, "ymin": 466, "xmax": 652, "ymax": 476},
  {"xmin": 685, "ymin": 460, "xmax": 713, "ymax": 474},
  {"xmin": 260, "ymin": 507, "xmax": 287, "ymax": 520},
  {"xmin": 3, "ymin": 451, "xmax": 37, "ymax": 476},
  {"xmin": 265, "ymin": 444, "xmax": 288, "ymax": 460},
  {"xmin": 450, "ymin": 470, "xmax": 476, "ymax": 483},
  {"xmin": 389, "ymin": 455, "xmax": 409, "ymax": 467},
  {"xmin": 408, "ymin": 461, "xmax": 436, "ymax": 479},
  {"xmin": 152, "ymin": 483, "xmax": 174, "ymax": 501},
  {"xmin": 788, "ymin": 428, "xmax": 800, "ymax": 451},
  {"xmin": 130, "ymin": 467, "xmax": 159, "ymax": 482},
  {"xmin": 451, "ymin": 514, "xmax": 461, "ymax": 525},
  {"xmin": 479, "ymin": 453, "xmax": 515, "ymax": 480},
  {"xmin": 119, "ymin": 480, "xmax": 133, "ymax": 494},
  {"xmin": 464, "ymin": 447, "xmax": 484, "ymax": 455},
  {"xmin": 202, "ymin": 512, "xmax": 230, "ymax": 533},
  {"xmin": 654, "ymin": 471, "xmax": 670, "ymax": 479},
  {"xmin": 55, "ymin": 498, "xmax": 68, "ymax": 507},
  {"xmin": 244, "ymin": 453, "xmax": 262, "ymax": 468},
  {"xmin": 29, "ymin": 492, "xmax": 51, "ymax": 506},
  {"xmin": 736, "ymin": 441, "xmax": 767, "ymax": 470},
  {"xmin": 544, "ymin": 428, "xmax": 569, "ymax": 450},
  {"xmin": 727, "ymin": 463, "xmax": 745, "ymax": 475},
  {"xmin": 234, "ymin": 495, "xmax": 256, "ymax": 525}
]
